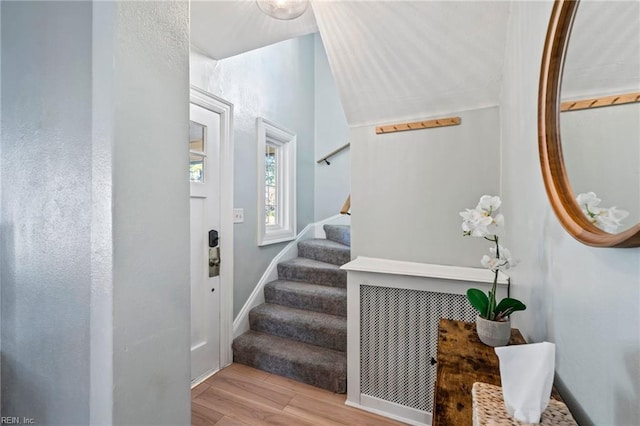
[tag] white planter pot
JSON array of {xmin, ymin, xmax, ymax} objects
[{"xmin": 475, "ymin": 315, "xmax": 511, "ymax": 347}]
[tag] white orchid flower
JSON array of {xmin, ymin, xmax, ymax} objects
[
  {"xmin": 460, "ymin": 207, "xmax": 493, "ymax": 237},
  {"xmin": 461, "ymin": 195, "xmax": 526, "ymax": 321},
  {"xmin": 486, "ymin": 213, "xmax": 505, "ymax": 236},
  {"xmin": 576, "ymin": 192, "xmax": 601, "ymax": 211},
  {"xmin": 477, "ymin": 195, "xmax": 502, "ymax": 213},
  {"xmin": 481, "ymin": 245, "xmax": 515, "ymax": 271},
  {"xmin": 576, "ymin": 192, "xmax": 629, "ymax": 233},
  {"xmin": 480, "ymin": 254, "xmax": 500, "ymax": 270},
  {"xmin": 460, "ymin": 195, "xmax": 506, "ymax": 238},
  {"xmin": 596, "ymin": 206, "xmax": 630, "ymax": 233}
]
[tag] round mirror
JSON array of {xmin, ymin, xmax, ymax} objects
[{"xmin": 539, "ymin": 0, "xmax": 640, "ymax": 247}]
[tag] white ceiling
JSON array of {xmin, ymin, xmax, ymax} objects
[
  {"xmin": 190, "ymin": 1, "xmax": 511, "ymax": 125},
  {"xmin": 191, "ymin": 0, "xmax": 640, "ymax": 125},
  {"xmin": 312, "ymin": 1, "xmax": 512, "ymax": 125},
  {"xmin": 191, "ymin": 0, "xmax": 318, "ymax": 60},
  {"xmin": 562, "ymin": 0, "xmax": 640, "ymax": 99},
  {"xmin": 190, "ymin": 1, "xmax": 638, "ymax": 127}
]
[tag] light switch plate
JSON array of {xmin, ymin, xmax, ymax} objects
[{"xmin": 233, "ymin": 208, "xmax": 244, "ymax": 223}]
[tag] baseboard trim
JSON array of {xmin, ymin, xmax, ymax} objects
[
  {"xmin": 345, "ymin": 395, "xmax": 430, "ymax": 426},
  {"xmin": 190, "ymin": 367, "xmax": 220, "ymax": 389}
]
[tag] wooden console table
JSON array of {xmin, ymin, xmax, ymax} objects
[{"xmin": 433, "ymin": 319, "xmax": 564, "ymax": 426}]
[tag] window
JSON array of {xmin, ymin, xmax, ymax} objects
[
  {"xmin": 257, "ymin": 118, "xmax": 296, "ymax": 246},
  {"xmin": 189, "ymin": 121, "xmax": 206, "ymax": 183}
]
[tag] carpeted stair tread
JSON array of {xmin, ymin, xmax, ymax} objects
[
  {"xmin": 264, "ymin": 279, "xmax": 346, "ymax": 317},
  {"xmin": 249, "ymin": 303, "xmax": 346, "ymax": 351},
  {"xmin": 233, "ymin": 226, "xmax": 351, "ymax": 393},
  {"xmin": 277, "ymin": 257, "xmax": 347, "ymax": 288},
  {"xmin": 323, "ymin": 224, "xmax": 351, "ymax": 247},
  {"xmin": 298, "ymin": 239, "xmax": 350, "ymax": 266},
  {"xmin": 232, "ymin": 331, "xmax": 347, "ymax": 393}
]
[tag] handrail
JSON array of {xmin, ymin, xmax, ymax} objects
[
  {"xmin": 340, "ymin": 195, "xmax": 351, "ymax": 215},
  {"xmin": 317, "ymin": 143, "xmax": 350, "ymax": 165}
]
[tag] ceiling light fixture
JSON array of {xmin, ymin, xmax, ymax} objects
[{"xmin": 256, "ymin": 0, "xmax": 309, "ymax": 20}]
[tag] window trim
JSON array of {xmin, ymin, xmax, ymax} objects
[{"xmin": 256, "ymin": 118, "xmax": 297, "ymax": 246}]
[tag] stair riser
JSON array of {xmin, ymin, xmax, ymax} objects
[
  {"xmin": 278, "ymin": 263, "xmax": 346, "ymax": 288},
  {"xmin": 233, "ymin": 228, "xmax": 351, "ymax": 394},
  {"xmin": 323, "ymin": 225, "xmax": 351, "ymax": 247},
  {"xmin": 232, "ymin": 344, "xmax": 346, "ymax": 393},
  {"xmin": 264, "ymin": 285, "xmax": 347, "ymax": 317},
  {"xmin": 249, "ymin": 311, "xmax": 346, "ymax": 352},
  {"xmin": 298, "ymin": 244, "xmax": 350, "ymax": 266}
]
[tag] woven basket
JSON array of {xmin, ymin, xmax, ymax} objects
[{"xmin": 472, "ymin": 382, "xmax": 577, "ymax": 425}]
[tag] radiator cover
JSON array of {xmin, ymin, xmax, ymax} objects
[
  {"xmin": 343, "ymin": 257, "xmax": 509, "ymax": 425},
  {"xmin": 359, "ymin": 285, "xmax": 477, "ymax": 413}
]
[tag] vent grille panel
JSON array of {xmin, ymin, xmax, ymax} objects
[{"xmin": 360, "ymin": 285, "xmax": 477, "ymax": 412}]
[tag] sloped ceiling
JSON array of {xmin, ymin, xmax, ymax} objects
[
  {"xmin": 562, "ymin": 0, "xmax": 640, "ymax": 99},
  {"xmin": 191, "ymin": 0, "xmax": 318, "ymax": 60},
  {"xmin": 191, "ymin": 1, "xmax": 512, "ymax": 126},
  {"xmin": 312, "ymin": 1, "xmax": 512, "ymax": 126}
]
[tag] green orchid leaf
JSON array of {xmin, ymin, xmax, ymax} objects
[
  {"xmin": 466, "ymin": 289, "xmax": 489, "ymax": 317},
  {"xmin": 494, "ymin": 298, "xmax": 526, "ymax": 317}
]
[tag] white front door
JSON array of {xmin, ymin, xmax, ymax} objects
[{"xmin": 190, "ymin": 102, "xmax": 221, "ymax": 384}]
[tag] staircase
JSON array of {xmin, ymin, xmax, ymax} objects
[{"xmin": 232, "ymin": 224, "xmax": 350, "ymax": 393}]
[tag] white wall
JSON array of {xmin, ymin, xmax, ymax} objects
[
  {"xmin": 0, "ymin": 1, "xmax": 3, "ymax": 411},
  {"xmin": 1, "ymin": 2, "xmax": 191, "ymax": 424},
  {"xmin": 350, "ymin": 107, "xmax": 501, "ymax": 267},
  {"xmin": 500, "ymin": 2, "xmax": 640, "ymax": 424},
  {"xmin": 109, "ymin": 3, "xmax": 191, "ymax": 424},
  {"xmin": 561, "ymin": 103, "xmax": 640, "ymax": 229},
  {"xmin": 190, "ymin": 34, "xmax": 316, "ymax": 318},
  {"xmin": 1, "ymin": 3, "xmax": 92, "ymax": 423},
  {"xmin": 314, "ymin": 34, "xmax": 350, "ymax": 220}
]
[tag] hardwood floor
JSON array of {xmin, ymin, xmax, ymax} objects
[{"xmin": 191, "ymin": 363, "xmax": 407, "ymax": 425}]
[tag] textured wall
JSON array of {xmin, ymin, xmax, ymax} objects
[
  {"xmin": 190, "ymin": 35, "xmax": 316, "ymax": 318},
  {"xmin": 500, "ymin": 2, "xmax": 640, "ymax": 424},
  {"xmin": 1, "ymin": 3, "xmax": 92, "ymax": 423},
  {"xmin": 350, "ymin": 107, "xmax": 501, "ymax": 267},
  {"xmin": 110, "ymin": 2, "xmax": 191, "ymax": 425},
  {"xmin": 1, "ymin": 2, "xmax": 191, "ymax": 424},
  {"xmin": 313, "ymin": 34, "xmax": 350, "ymax": 221}
]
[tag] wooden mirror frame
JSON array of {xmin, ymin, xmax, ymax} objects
[{"xmin": 538, "ymin": 0, "xmax": 640, "ymax": 248}]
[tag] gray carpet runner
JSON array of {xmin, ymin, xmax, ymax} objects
[{"xmin": 233, "ymin": 224, "xmax": 350, "ymax": 393}]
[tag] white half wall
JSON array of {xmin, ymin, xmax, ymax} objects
[{"xmin": 350, "ymin": 106, "xmax": 501, "ymax": 268}]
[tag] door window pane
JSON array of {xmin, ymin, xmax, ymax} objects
[
  {"xmin": 190, "ymin": 153, "xmax": 205, "ymax": 183},
  {"xmin": 190, "ymin": 121, "xmax": 206, "ymax": 182},
  {"xmin": 190, "ymin": 121, "xmax": 205, "ymax": 152}
]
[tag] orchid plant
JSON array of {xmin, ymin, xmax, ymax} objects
[
  {"xmin": 576, "ymin": 192, "xmax": 629, "ymax": 233},
  {"xmin": 460, "ymin": 195, "xmax": 526, "ymax": 322}
]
